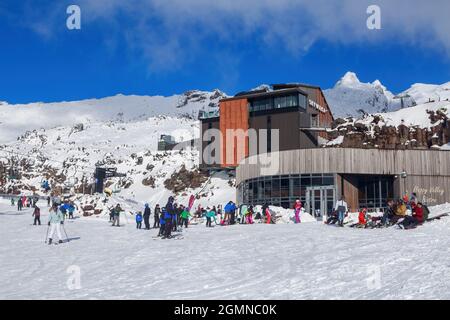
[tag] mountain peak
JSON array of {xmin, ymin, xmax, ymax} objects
[{"xmin": 336, "ymin": 72, "xmax": 361, "ymax": 87}]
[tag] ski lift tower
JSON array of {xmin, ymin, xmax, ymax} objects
[
  {"xmin": 393, "ymin": 93, "xmax": 412, "ymax": 109},
  {"xmin": 94, "ymin": 167, "xmax": 126, "ymax": 194}
]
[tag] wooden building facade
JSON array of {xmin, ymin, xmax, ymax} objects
[{"xmin": 236, "ymin": 148, "xmax": 450, "ymax": 213}]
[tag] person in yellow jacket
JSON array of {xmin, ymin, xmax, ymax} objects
[{"xmin": 396, "ymin": 201, "xmax": 407, "ymax": 217}]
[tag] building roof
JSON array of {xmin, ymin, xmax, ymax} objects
[{"xmin": 220, "ymin": 87, "xmax": 309, "ymax": 102}]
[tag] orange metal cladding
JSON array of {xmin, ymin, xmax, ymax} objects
[{"xmin": 219, "ymin": 98, "xmax": 249, "ymax": 168}]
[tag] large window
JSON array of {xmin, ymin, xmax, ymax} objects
[
  {"xmin": 358, "ymin": 175, "xmax": 394, "ymax": 209},
  {"xmin": 249, "ymin": 93, "xmax": 305, "ymax": 112},
  {"xmin": 239, "ymin": 174, "xmax": 335, "ymax": 209}
]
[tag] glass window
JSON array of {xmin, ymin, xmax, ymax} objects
[{"xmin": 272, "ymin": 178, "xmax": 280, "ymax": 198}]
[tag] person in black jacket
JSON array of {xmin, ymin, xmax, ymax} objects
[
  {"xmin": 164, "ymin": 197, "xmax": 175, "ymax": 238},
  {"xmin": 143, "ymin": 203, "xmax": 151, "ymax": 230},
  {"xmin": 153, "ymin": 204, "xmax": 161, "ymax": 228}
]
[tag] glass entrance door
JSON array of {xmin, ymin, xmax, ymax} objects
[{"xmin": 306, "ymin": 186, "xmax": 336, "ymax": 221}]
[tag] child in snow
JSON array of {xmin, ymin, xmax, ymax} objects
[
  {"xmin": 32, "ymin": 206, "xmax": 41, "ymax": 225},
  {"xmin": 294, "ymin": 200, "xmax": 302, "ymax": 224},
  {"xmin": 158, "ymin": 208, "xmax": 166, "ymax": 237},
  {"xmin": 246, "ymin": 206, "xmax": 254, "ymax": 224},
  {"xmin": 135, "ymin": 212, "xmax": 143, "ymax": 229},
  {"xmin": 47, "ymin": 203, "xmax": 65, "ymax": 244},
  {"xmin": 358, "ymin": 207, "xmax": 368, "ymax": 228}
]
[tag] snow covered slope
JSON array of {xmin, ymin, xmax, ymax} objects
[
  {"xmin": 0, "ymin": 90, "xmax": 226, "ymax": 144},
  {"xmin": 401, "ymin": 82, "xmax": 450, "ymax": 105},
  {"xmin": 1, "ymin": 199, "xmax": 449, "ymax": 299}
]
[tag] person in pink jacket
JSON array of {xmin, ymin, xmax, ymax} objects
[{"xmin": 294, "ymin": 200, "xmax": 302, "ymax": 224}]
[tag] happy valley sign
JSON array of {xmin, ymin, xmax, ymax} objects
[{"xmin": 413, "ymin": 186, "xmax": 445, "ymax": 204}]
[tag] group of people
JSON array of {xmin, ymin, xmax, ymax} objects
[
  {"xmin": 14, "ymin": 194, "xmax": 40, "ymax": 211},
  {"xmin": 325, "ymin": 193, "xmax": 430, "ymax": 229},
  {"xmin": 128, "ymin": 198, "xmax": 286, "ymax": 240}
]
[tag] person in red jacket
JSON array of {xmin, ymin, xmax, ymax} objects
[
  {"xmin": 413, "ymin": 202, "xmax": 424, "ymax": 223},
  {"xmin": 358, "ymin": 207, "xmax": 367, "ymax": 227}
]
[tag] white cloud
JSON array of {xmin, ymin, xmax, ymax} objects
[{"xmin": 15, "ymin": 0, "xmax": 450, "ymax": 70}]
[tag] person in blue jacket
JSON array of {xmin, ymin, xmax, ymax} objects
[
  {"xmin": 135, "ymin": 212, "xmax": 143, "ymax": 229},
  {"xmin": 224, "ymin": 201, "xmax": 237, "ymax": 225},
  {"xmin": 164, "ymin": 196, "xmax": 175, "ymax": 238},
  {"xmin": 158, "ymin": 208, "xmax": 167, "ymax": 237}
]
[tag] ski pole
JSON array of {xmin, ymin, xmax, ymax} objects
[{"xmin": 62, "ymin": 224, "xmax": 70, "ymax": 242}]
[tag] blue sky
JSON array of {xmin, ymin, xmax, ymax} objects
[{"xmin": 1, "ymin": 0, "xmax": 450, "ymax": 104}]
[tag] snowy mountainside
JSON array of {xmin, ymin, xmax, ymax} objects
[
  {"xmin": 401, "ymin": 82, "xmax": 450, "ymax": 105},
  {"xmin": 0, "ymin": 115, "xmax": 235, "ymax": 211},
  {"xmin": 324, "ymin": 72, "xmax": 450, "ymax": 118},
  {"xmin": 324, "ymin": 72, "xmax": 399, "ymax": 117},
  {"xmin": 0, "ymin": 90, "xmax": 226, "ymax": 144}
]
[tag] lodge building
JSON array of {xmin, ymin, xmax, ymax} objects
[{"xmin": 199, "ymin": 84, "xmax": 450, "ymax": 217}]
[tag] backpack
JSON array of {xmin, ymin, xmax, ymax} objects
[{"xmin": 422, "ymin": 205, "xmax": 430, "ymax": 221}]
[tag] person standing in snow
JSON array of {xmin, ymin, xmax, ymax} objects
[
  {"xmin": 335, "ymin": 197, "xmax": 348, "ymax": 227},
  {"xmin": 246, "ymin": 205, "xmax": 254, "ymax": 224},
  {"xmin": 143, "ymin": 203, "xmax": 151, "ymax": 230},
  {"xmin": 67, "ymin": 202, "xmax": 76, "ymax": 219},
  {"xmin": 17, "ymin": 196, "xmax": 23, "ymax": 211},
  {"xmin": 205, "ymin": 207, "xmax": 217, "ymax": 227},
  {"xmin": 47, "ymin": 203, "xmax": 65, "ymax": 244},
  {"xmin": 172, "ymin": 203, "xmax": 178, "ymax": 232},
  {"xmin": 111, "ymin": 204, "xmax": 123, "ymax": 227},
  {"xmin": 163, "ymin": 197, "xmax": 175, "ymax": 238},
  {"xmin": 153, "ymin": 204, "xmax": 161, "ymax": 228},
  {"xmin": 32, "ymin": 205, "xmax": 41, "ymax": 225},
  {"xmin": 11, "ymin": 197, "xmax": 15, "ymax": 206},
  {"xmin": 47, "ymin": 196, "xmax": 51, "ymax": 207},
  {"xmin": 158, "ymin": 208, "xmax": 166, "ymax": 237},
  {"xmin": 180, "ymin": 207, "xmax": 190, "ymax": 228},
  {"xmin": 294, "ymin": 199, "xmax": 302, "ymax": 224},
  {"xmin": 135, "ymin": 212, "xmax": 143, "ymax": 229}
]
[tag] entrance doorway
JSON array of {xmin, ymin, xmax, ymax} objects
[{"xmin": 305, "ymin": 186, "xmax": 336, "ymax": 221}]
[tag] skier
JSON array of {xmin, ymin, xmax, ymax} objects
[
  {"xmin": 47, "ymin": 196, "xmax": 51, "ymax": 207},
  {"xmin": 294, "ymin": 199, "xmax": 302, "ymax": 224},
  {"xmin": 143, "ymin": 203, "xmax": 151, "ymax": 230},
  {"xmin": 172, "ymin": 203, "xmax": 178, "ymax": 232},
  {"xmin": 135, "ymin": 212, "xmax": 143, "ymax": 229},
  {"xmin": 47, "ymin": 203, "xmax": 65, "ymax": 244},
  {"xmin": 153, "ymin": 204, "xmax": 161, "ymax": 228},
  {"xmin": 10, "ymin": 197, "xmax": 15, "ymax": 206},
  {"xmin": 111, "ymin": 204, "xmax": 123, "ymax": 227},
  {"xmin": 180, "ymin": 207, "xmax": 190, "ymax": 228},
  {"xmin": 158, "ymin": 208, "xmax": 166, "ymax": 237},
  {"xmin": 67, "ymin": 202, "xmax": 75, "ymax": 219},
  {"xmin": 335, "ymin": 197, "xmax": 348, "ymax": 227},
  {"xmin": 224, "ymin": 201, "xmax": 236, "ymax": 225},
  {"xmin": 32, "ymin": 205, "xmax": 41, "ymax": 225},
  {"xmin": 17, "ymin": 196, "xmax": 23, "ymax": 211},
  {"xmin": 163, "ymin": 197, "xmax": 175, "ymax": 238},
  {"xmin": 205, "ymin": 207, "xmax": 216, "ymax": 227}
]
